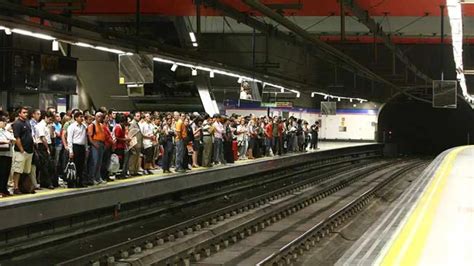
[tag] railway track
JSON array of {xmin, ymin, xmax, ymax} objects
[
  {"xmin": 0, "ymin": 150, "xmax": 378, "ymax": 260},
  {"xmin": 253, "ymin": 160, "xmax": 427, "ymax": 266},
  {"xmin": 56, "ymin": 159, "xmax": 414, "ymax": 265}
]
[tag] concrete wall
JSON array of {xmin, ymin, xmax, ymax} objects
[{"xmin": 71, "ymin": 46, "xmax": 133, "ymax": 111}]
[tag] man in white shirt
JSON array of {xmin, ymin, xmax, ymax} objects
[
  {"xmin": 34, "ymin": 111, "xmax": 55, "ymax": 189},
  {"xmin": 139, "ymin": 113, "xmax": 155, "ymax": 175},
  {"xmin": 67, "ymin": 112, "xmax": 87, "ymax": 187}
]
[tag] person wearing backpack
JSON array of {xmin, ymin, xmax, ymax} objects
[{"xmin": 87, "ymin": 112, "xmax": 107, "ymax": 185}]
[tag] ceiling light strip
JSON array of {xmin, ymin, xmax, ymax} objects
[
  {"xmin": 310, "ymin": 92, "xmax": 368, "ymax": 103},
  {"xmin": 152, "ymin": 56, "xmax": 301, "ymax": 97}
]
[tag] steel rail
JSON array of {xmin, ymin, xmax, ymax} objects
[
  {"xmin": 255, "ymin": 160, "xmax": 426, "ymax": 266},
  {"xmin": 57, "ymin": 158, "xmax": 388, "ymax": 265},
  {"xmin": 0, "ymin": 149, "xmax": 380, "ymax": 258}
]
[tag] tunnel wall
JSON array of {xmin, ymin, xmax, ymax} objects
[{"xmin": 378, "ymin": 97, "xmax": 474, "ymax": 155}]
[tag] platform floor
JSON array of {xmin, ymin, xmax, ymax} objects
[
  {"xmin": 337, "ymin": 145, "xmax": 474, "ymax": 266},
  {"xmin": 0, "ymin": 141, "xmax": 374, "ymax": 205}
]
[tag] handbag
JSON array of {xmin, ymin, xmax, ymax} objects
[
  {"xmin": 0, "ymin": 131, "xmax": 11, "ymax": 152},
  {"xmin": 108, "ymin": 153, "xmax": 120, "ymax": 174},
  {"xmin": 64, "ymin": 161, "xmax": 77, "ymax": 185}
]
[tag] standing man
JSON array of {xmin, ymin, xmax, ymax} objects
[
  {"xmin": 273, "ymin": 117, "xmax": 283, "ymax": 156},
  {"xmin": 29, "ymin": 109, "xmax": 41, "ymax": 189},
  {"xmin": 67, "ymin": 112, "xmax": 87, "ymax": 187},
  {"xmin": 11, "ymin": 107, "xmax": 35, "ymax": 195},
  {"xmin": 310, "ymin": 121, "xmax": 320, "ymax": 150},
  {"xmin": 88, "ymin": 112, "xmax": 106, "ymax": 185},
  {"xmin": 128, "ymin": 111, "xmax": 143, "ymax": 176},
  {"xmin": 201, "ymin": 115, "xmax": 213, "ymax": 167},
  {"xmin": 34, "ymin": 111, "xmax": 54, "ymax": 189},
  {"xmin": 212, "ymin": 115, "xmax": 226, "ymax": 165},
  {"xmin": 53, "ymin": 112, "xmax": 63, "ymax": 179},
  {"xmin": 174, "ymin": 113, "xmax": 186, "ymax": 172}
]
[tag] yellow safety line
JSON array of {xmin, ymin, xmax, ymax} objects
[{"xmin": 380, "ymin": 146, "xmax": 469, "ymax": 266}]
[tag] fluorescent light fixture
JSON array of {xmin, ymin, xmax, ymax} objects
[
  {"xmin": 210, "ymin": 71, "xmax": 215, "ymax": 78},
  {"xmin": 95, "ymin": 46, "xmax": 125, "ymax": 54},
  {"xmin": 171, "ymin": 64, "xmax": 178, "ymax": 72},
  {"xmin": 237, "ymin": 77, "xmax": 243, "ymax": 83},
  {"xmin": 11, "ymin": 28, "xmax": 55, "ymax": 40},
  {"xmin": 153, "ymin": 57, "xmax": 175, "ymax": 64},
  {"xmin": 350, "ymin": 98, "xmax": 353, "ymax": 102},
  {"xmin": 192, "ymin": 42, "xmax": 199, "ymax": 47},
  {"xmin": 324, "ymin": 95, "xmax": 328, "ymax": 99},
  {"xmin": 192, "ymin": 68, "xmax": 198, "ymax": 76},
  {"xmin": 4, "ymin": 28, "xmax": 11, "ymax": 35},
  {"xmin": 464, "ymin": 69, "xmax": 474, "ymax": 75},
  {"xmin": 338, "ymin": 97, "xmax": 341, "ymax": 101},
  {"xmin": 52, "ymin": 40, "xmax": 59, "ymax": 51},
  {"xmin": 189, "ymin": 32, "xmax": 197, "ymax": 42},
  {"xmin": 75, "ymin": 42, "xmax": 93, "ymax": 48},
  {"xmin": 125, "ymin": 52, "xmax": 133, "ymax": 56}
]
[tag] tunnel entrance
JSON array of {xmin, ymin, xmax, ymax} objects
[{"xmin": 378, "ymin": 96, "xmax": 474, "ymax": 155}]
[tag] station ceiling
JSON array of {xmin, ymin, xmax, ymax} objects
[{"xmin": 5, "ymin": 0, "xmax": 473, "ymax": 103}]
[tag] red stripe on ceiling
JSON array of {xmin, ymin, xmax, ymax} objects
[{"xmin": 20, "ymin": 0, "xmax": 474, "ymax": 17}]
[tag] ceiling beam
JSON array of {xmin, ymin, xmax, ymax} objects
[
  {"xmin": 240, "ymin": 0, "xmax": 432, "ymax": 104},
  {"xmin": 240, "ymin": 0, "xmax": 393, "ymax": 85},
  {"xmin": 339, "ymin": 0, "xmax": 432, "ymax": 83},
  {"xmin": 201, "ymin": 0, "xmax": 386, "ymax": 90}
]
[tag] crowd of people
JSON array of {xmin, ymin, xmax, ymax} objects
[{"xmin": 0, "ymin": 106, "xmax": 320, "ymax": 197}]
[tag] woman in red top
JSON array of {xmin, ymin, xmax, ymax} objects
[{"xmin": 113, "ymin": 114, "xmax": 130, "ymax": 179}]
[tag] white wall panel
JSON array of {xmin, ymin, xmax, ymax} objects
[{"xmin": 225, "ymin": 108, "xmax": 378, "ymax": 141}]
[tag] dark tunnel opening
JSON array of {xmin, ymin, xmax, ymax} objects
[{"xmin": 378, "ymin": 96, "xmax": 474, "ymax": 155}]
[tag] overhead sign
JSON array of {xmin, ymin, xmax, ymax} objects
[
  {"xmin": 261, "ymin": 101, "xmax": 293, "ymax": 108},
  {"xmin": 432, "ymin": 80, "xmax": 457, "ymax": 109}
]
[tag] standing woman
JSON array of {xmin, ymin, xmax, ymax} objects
[
  {"xmin": 191, "ymin": 118, "xmax": 202, "ymax": 168},
  {"xmin": 223, "ymin": 118, "xmax": 235, "ymax": 164},
  {"xmin": 236, "ymin": 117, "xmax": 249, "ymax": 160},
  {"xmin": 0, "ymin": 113, "xmax": 15, "ymax": 196},
  {"xmin": 114, "ymin": 113, "xmax": 131, "ymax": 179},
  {"xmin": 161, "ymin": 118, "xmax": 175, "ymax": 173},
  {"xmin": 247, "ymin": 118, "xmax": 257, "ymax": 159}
]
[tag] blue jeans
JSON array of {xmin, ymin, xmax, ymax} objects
[
  {"xmin": 213, "ymin": 138, "xmax": 225, "ymax": 164},
  {"xmin": 175, "ymin": 140, "xmax": 185, "ymax": 170},
  {"xmin": 89, "ymin": 141, "xmax": 105, "ymax": 182},
  {"xmin": 265, "ymin": 137, "xmax": 274, "ymax": 156}
]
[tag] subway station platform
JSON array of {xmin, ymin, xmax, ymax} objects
[
  {"xmin": 0, "ymin": 141, "xmax": 380, "ymax": 233},
  {"xmin": 336, "ymin": 145, "xmax": 474, "ymax": 266}
]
